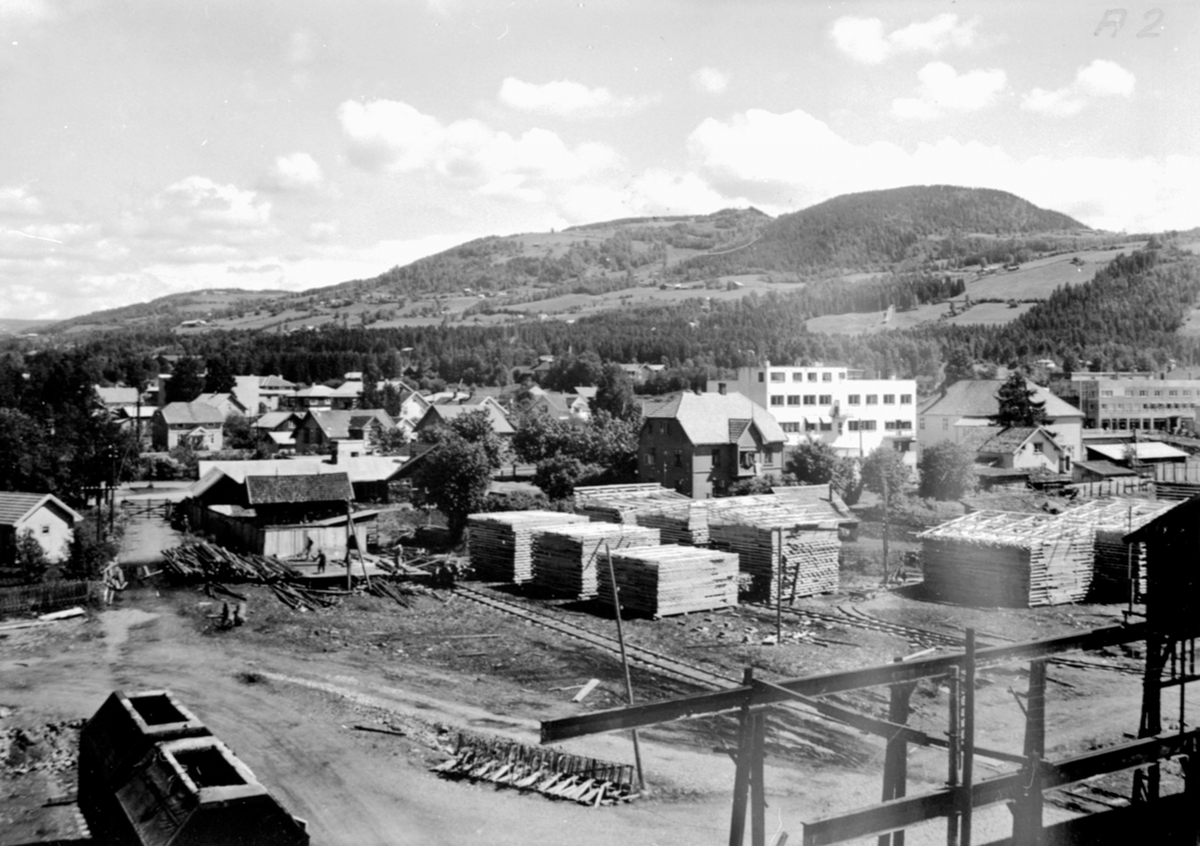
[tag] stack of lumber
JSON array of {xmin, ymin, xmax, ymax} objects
[
  {"xmin": 466, "ymin": 511, "xmax": 588, "ymax": 583},
  {"xmin": 1055, "ymin": 499, "xmax": 1175, "ymax": 602},
  {"xmin": 531, "ymin": 524, "xmax": 660, "ymax": 599},
  {"xmin": 597, "ymin": 545, "xmax": 739, "ymax": 617},
  {"xmin": 574, "ymin": 484, "xmax": 705, "ymax": 541},
  {"xmin": 162, "ymin": 543, "xmax": 300, "ymax": 583},
  {"xmin": 707, "ymin": 517, "xmax": 840, "ymax": 603},
  {"xmin": 917, "ymin": 511, "xmax": 1094, "ymax": 608}
]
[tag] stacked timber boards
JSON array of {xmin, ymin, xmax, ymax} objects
[
  {"xmin": 1056, "ymin": 499, "xmax": 1175, "ymax": 602},
  {"xmin": 467, "ymin": 511, "xmax": 588, "ymax": 583},
  {"xmin": 531, "ymin": 524, "xmax": 659, "ymax": 599},
  {"xmin": 574, "ymin": 484, "xmax": 709, "ymax": 545},
  {"xmin": 597, "ymin": 545, "xmax": 739, "ymax": 617},
  {"xmin": 917, "ymin": 511, "xmax": 1094, "ymax": 607},
  {"xmin": 708, "ymin": 516, "xmax": 840, "ymax": 603}
]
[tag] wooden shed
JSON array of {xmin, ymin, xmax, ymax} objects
[{"xmin": 917, "ymin": 511, "xmax": 1095, "ymax": 607}]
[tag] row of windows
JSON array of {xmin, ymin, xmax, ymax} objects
[
  {"xmin": 770, "ymin": 394, "xmax": 834, "ymax": 406},
  {"xmin": 643, "ymin": 447, "xmax": 775, "ymax": 467},
  {"xmin": 846, "ymin": 393, "xmax": 913, "ymax": 405},
  {"xmin": 1100, "ymin": 388, "xmax": 1195, "ymax": 398},
  {"xmin": 1100, "ymin": 402, "xmax": 1197, "ymax": 412},
  {"xmin": 764, "ymin": 371, "xmax": 838, "ymax": 383}
]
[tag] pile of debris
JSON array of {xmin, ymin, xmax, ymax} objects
[
  {"xmin": 1, "ymin": 719, "xmax": 83, "ymax": 777},
  {"xmin": 163, "ymin": 543, "xmax": 300, "ymax": 584},
  {"xmin": 433, "ymin": 732, "xmax": 637, "ymax": 806}
]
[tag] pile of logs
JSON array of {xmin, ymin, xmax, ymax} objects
[
  {"xmin": 433, "ymin": 732, "xmax": 636, "ymax": 806},
  {"xmin": 531, "ymin": 524, "xmax": 660, "ymax": 600},
  {"xmin": 466, "ymin": 511, "xmax": 589, "ymax": 583},
  {"xmin": 268, "ymin": 582, "xmax": 340, "ymax": 612},
  {"xmin": 708, "ymin": 520, "xmax": 840, "ymax": 603},
  {"xmin": 918, "ymin": 511, "xmax": 1095, "ymax": 607},
  {"xmin": 162, "ymin": 543, "xmax": 300, "ymax": 584},
  {"xmin": 596, "ymin": 545, "xmax": 739, "ymax": 617}
]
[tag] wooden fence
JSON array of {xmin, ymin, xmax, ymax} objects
[
  {"xmin": 0, "ymin": 579, "xmax": 100, "ymax": 618},
  {"xmin": 1154, "ymin": 462, "xmax": 1200, "ymax": 484},
  {"xmin": 180, "ymin": 500, "xmax": 373, "ymax": 558},
  {"xmin": 1067, "ymin": 477, "xmax": 1153, "ymax": 499}
]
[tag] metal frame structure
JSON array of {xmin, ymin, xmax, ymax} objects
[{"xmin": 542, "ymin": 620, "xmax": 1200, "ymax": 846}]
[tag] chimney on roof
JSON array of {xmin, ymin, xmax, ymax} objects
[{"xmin": 717, "ymin": 382, "xmax": 727, "ymax": 396}]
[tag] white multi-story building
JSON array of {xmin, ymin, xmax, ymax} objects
[{"xmin": 707, "ymin": 363, "xmax": 917, "ymax": 457}]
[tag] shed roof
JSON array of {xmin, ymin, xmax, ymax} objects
[
  {"xmin": 0, "ymin": 492, "xmax": 83, "ymax": 526},
  {"xmin": 1073, "ymin": 460, "xmax": 1138, "ymax": 478},
  {"xmin": 419, "ymin": 403, "xmax": 514, "ymax": 435},
  {"xmin": 644, "ymin": 391, "xmax": 786, "ymax": 446},
  {"xmin": 1087, "ymin": 442, "xmax": 1189, "ymax": 462},
  {"xmin": 95, "ymin": 386, "xmax": 140, "ymax": 405},
  {"xmin": 305, "ymin": 409, "xmax": 396, "ymax": 439},
  {"xmin": 244, "ymin": 472, "xmax": 353, "ymax": 505}
]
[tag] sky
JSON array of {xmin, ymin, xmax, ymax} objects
[{"xmin": 2, "ymin": 0, "xmax": 1199, "ymax": 321}]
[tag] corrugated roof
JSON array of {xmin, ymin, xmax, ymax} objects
[
  {"xmin": 245, "ymin": 472, "xmax": 353, "ymax": 505},
  {"xmin": 158, "ymin": 401, "xmax": 226, "ymax": 425},
  {"xmin": 0, "ymin": 492, "xmax": 83, "ymax": 526},
  {"xmin": 644, "ymin": 391, "xmax": 786, "ymax": 446},
  {"xmin": 920, "ymin": 380, "xmax": 1082, "ymax": 420}
]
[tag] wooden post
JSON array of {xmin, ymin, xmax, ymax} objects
[
  {"xmin": 776, "ymin": 526, "xmax": 783, "ymax": 643},
  {"xmin": 606, "ymin": 543, "xmax": 645, "ymax": 791},
  {"xmin": 751, "ymin": 711, "xmax": 767, "ymax": 846},
  {"xmin": 961, "ymin": 629, "xmax": 976, "ymax": 846},
  {"xmin": 345, "ymin": 500, "xmax": 355, "ymax": 591},
  {"xmin": 947, "ymin": 667, "xmax": 961, "ymax": 846},
  {"xmin": 729, "ymin": 667, "xmax": 756, "ymax": 846},
  {"xmin": 879, "ymin": 657, "xmax": 915, "ymax": 846},
  {"xmin": 1012, "ymin": 660, "xmax": 1046, "ymax": 845}
]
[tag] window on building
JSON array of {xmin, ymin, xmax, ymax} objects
[
  {"xmin": 819, "ymin": 420, "xmax": 832, "ymax": 432},
  {"xmin": 1033, "ymin": 442, "xmax": 1043, "ymax": 453},
  {"xmin": 1154, "ymin": 390, "xmax": 1162, "ymax": 397},
  {"xmin": 883, "ymin": 394, "xmax": 895, "ymax": 404},
  {"xmin": 901, "ymin": 394, "xmax": 913, "ymax": 404},
  {"xmin": 792, "ymin": 372, "xmax": 803, "ymax": 382},
  {"xmin": 644, "ymin": 453, "xmax": 654, "ymax": 465},
  {"xmin": 740, "ymin": 451, "xmax": 755, "ymax": 469},
  {"xmin": 758, "ymin": 373, "xmax": 764, "ymax": 382},
  {"xmin": 770, "ymin": 396, "xmax": 784, "ymax": 406},
  {"xmin": 805, "ymin": 420, "xmax": 817, "ymax": 431},
  {"xmin": 787, "ymin": 395, "xmax": 800, "ymax": 405},
  {"xmin": 1101, "ymin": 390, "xmax": 1113, "ymax": 397},
  {"xmin": 847, "ymin": 420, "xmax": 859, "ymax": 431},
  {"xmin": 866, "ymin": 394, "xmax": 878, "ymax": 405},
  {"xmin": 781, "ymin": 422, "xmax": 800, "ymax": 433},
  {"xmin": 1139, "ymin": 390, "xmax": 1148, "ymax": 397},
  {"xmin": 803, "ymin": 395, "xmax": 816, "ymax": 405},
  {"xmin": 897, "ymin": 420, "xmax": 913, "ymax": 430},
  {"xmin": 861, "ymin": 420, "xmax": 877, "ymax": 431},
  {"xmin": 942, "ymin": 418, "xmax": 949, "ymax": 430},
  {"xmin": 659, "ymin": 422, "xmax": 667, "ymax": 434},
  {"xmin": 919, "ymin": 417, "xmax": 925, "ymax": 430},
  {"xmin": 848, "ymin": 394, "xmax": 861, "ymax": 405},
  {"xmin": 712, "ymin": 448, "xmax": 721, "ymax": 466},
  {"xmin": 1170, "ymin": 390, "xmax": 1179, "ymax": 397},
  {"xmin": 763, "ymin": 449, "xmax": 774, "ymax": 465},
  {"xmin": 41, "ymin": 525, "xmax": 50, "ymax": 534},
  {"xmin": 819, "ymin": 394, "xmax": 832, "ymax": 405},
  {"xmin": 807, "ymin": 373, "xmax": 818, "ymax": 382},
  {"xmin": 674, "ymin": 450, "xmax": 682, "ymax": 467},
  {"xmin": 770, "ymin": 372, "xmax": 785, "ymax": 382},
  {"xmin": 822, "ymin": 372, "xmax": 832, "ymax": 382}
]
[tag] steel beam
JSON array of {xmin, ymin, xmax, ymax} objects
[{"xmin": 542, "ymin": 623, "xmax": 1151, "ymax": 743}]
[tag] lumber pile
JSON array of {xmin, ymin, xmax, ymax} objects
[
  {"xmin": 1055, "ymin": 499, "xmax": 1175, "ymax": 602},
  {"xmin": 918, "ymin": 511, "xmax": 1094, "ymax": 608},
  {"xmin": 707, "ymin": 518, "xmax": 840, "ymax": 603},
  {"xmin": 466, "ymin": 511, "xmax": 589, "ymax": 583},
  {"xmin": 433, "ymin": 732, "xmax": 637, "ymax": 806},
  {"xmin": 162, "ymin": 543, "xmax": 300, "ymax": 583},
  {"xmin": 596, "ymin": 545, "xmax": 739, "ymax": 617},
  {"xmin": 531, "ymin": 524, "xmax": 660, "ymax": 599},
  {"xmin": 574, "ymin": 484, "xmax": 707, "ymax": 543}
]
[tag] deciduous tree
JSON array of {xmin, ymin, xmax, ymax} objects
[{"xmin": 918, "ymin": 441, "xmax": 978, "ymax": 500}]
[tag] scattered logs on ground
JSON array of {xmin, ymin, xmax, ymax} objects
[
  {"xmin": 1054, "ymin": 498, "xmax": 1177, "ymax": 603},
  {"xmin": 162, "ymin": 542, "xmax": 301, "ymax": 584},
  {"xmin": 268, "ymin": 581, "xmax": 339, "ymax": 612},
  {"xmin": 366, "ymin": 579, "xmax": 412, "ymax": 607},
  {"xmin": 531, "ymin": 524, "xmax": 660, "ymax": 600},
  {"xmin": 707, "ymin": 516, "xmax": 840, "ymax": 604},
  {"xmin": 596, "ymin": 544, "xmax": 739, "ymax": 617},
  {"xmin": 433, "ymin": 731, "xmax": 637, "ymax": 806},
  {"xmin": 466, "ymin": 511, "xmax": 589, "ymax": 583},
  {"xmin": 918, "ymin": 511, "xmax": 1095, "ymax": 608}
]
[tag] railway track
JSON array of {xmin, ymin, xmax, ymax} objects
[{"xmin": 455, "ymin": 585, "xmax": 740, "ymax": 689}]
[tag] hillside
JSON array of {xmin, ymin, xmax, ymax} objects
[
  {"xmin": 36, "ymin": 186, "xmax": 1108, "ymax": 338},
  {"xmin": 671, "ymin": 185, "xmax": 1092, "ymax": 280}
]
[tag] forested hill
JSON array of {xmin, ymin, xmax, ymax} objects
[{"xmin": 671, "ymin": 185, "xmax": 1091, "ymax": 279}]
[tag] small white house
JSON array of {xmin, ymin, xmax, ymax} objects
[{"xmin": 0, "ymin": 492, "xmax": 84, "ymax": 583}]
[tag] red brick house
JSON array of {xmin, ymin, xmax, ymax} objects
[{"xmin": 638, "ymin": 391, "xmax": 786, "ymax": 499}]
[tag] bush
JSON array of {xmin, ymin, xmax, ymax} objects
[
  {"xmin": 918, "ymin": 441, "xmax": 978, "ymax": 500},
  {"xmin": 15, "ymin": 529, "xmax": 50, "ymax": 585}
]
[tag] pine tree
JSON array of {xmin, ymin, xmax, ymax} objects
[{"xmin": 991, "ymin": 372, "xmax": 1049, "ymax": 427}]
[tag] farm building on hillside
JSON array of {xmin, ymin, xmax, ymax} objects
[
  {"xmin": 917, "ymin": 511, "xmax": 1094, "ymax": 607},
  {"xmin": 0, "ymin": 493, "xmax": 84, "ymax": 584}
]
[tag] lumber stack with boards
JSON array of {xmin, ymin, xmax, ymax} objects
[
  {"xmin": 1054, "ymin": 499, "xmax": 1176, "ymax": 603},
  {"xmin": 707, "ymin": 519, "xmax": 840, "ymax": 603},
  {"xmin": 573, "ymin": 484, "xmax": 705, "ymax": 542},
  {"xmin": 531, "ymin": 524, "xmax": 660, "ymax": 599},
  {"xmin": 918, "ymin": 511, "xmax": 1094, "ymax": 607},
  {"xmin": 466, "ymin": 511, "xmax": 589, "ymax": 584},
  {"xmin": 596, "ymin": 545, "xmax": 739, "ymax": 617}
]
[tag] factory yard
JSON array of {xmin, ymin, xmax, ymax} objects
[{"xmin": 0, "ymin": 503, "xmax": 1177, "ymax": 846}]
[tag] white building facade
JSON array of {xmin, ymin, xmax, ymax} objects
[{"xmin": 708, "ymin": 363, "xmax": 917, "ymax": 457}]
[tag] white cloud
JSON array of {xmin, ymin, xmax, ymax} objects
[
  {"xmin": 267, "ymin": 152, "xmax": 324, "ymax": 190},
  {"xmin": 0, "ymin": 0, "xmax": 56, "ymax": 23},
  {"xmin": 338, "ymin": 98, "xmax": 619, "ymax": 205},
  {"xmin": 0, "ymin": 185, "xmax": 44, "ymax": 218},
  {"xmin": 497, "ymin": 77, "xmax": 654, "ymax": 118},
  {"xmin": 287, "ymin": 30, "xmax": 318, "ymax": 65},
  {"xmin": 692, "ymin": 67, "xmax": 729, "ymax": 95},
  {"xmin": 1022, "ymin": 59, "xmax": 1135, "ymax": 116},
  {"xmin": 892, "ymin": 62, "xmax": 1006, "ymax": 120},
  {"xmin": 151, "ymin": 176, "xmax": 271, "ymax": 232},
  {"xmin": 831, "ymin": 13, "xmax": 976, "ymax": 64},
  {"xmin": 687, "ymin": 106, "xmax": 1200, "ymax": 231}
]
